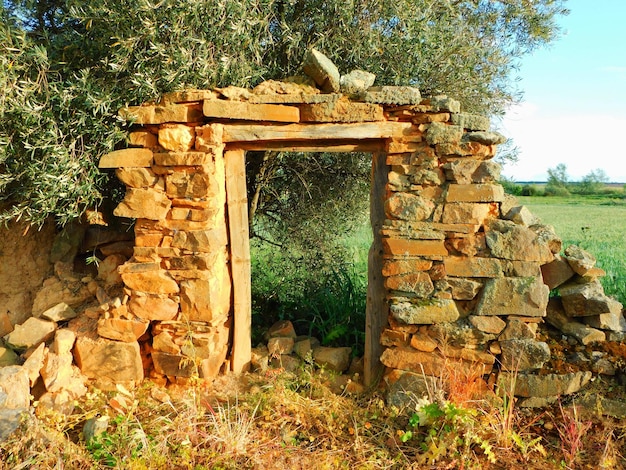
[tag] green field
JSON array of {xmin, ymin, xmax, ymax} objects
[{"xmin": 519, "ymin": 196, "xmax": 626, "ymax": 305}]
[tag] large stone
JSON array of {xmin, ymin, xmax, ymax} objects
[
  {"xmin": 165, "ymin": 171, "xmax": 213, "ymax": 199},
  {"xmin": 359, "ymin": 86, "xmax": 421, "ymax": 105},
  {"xmin": 541, "ymin": 255, "xmax": 575, "ymax": 289},
  {"xmin": 121, "ymin": 270, "xmax": 179, "ymax": 295},
  {"xmin": 115, "ymin": 167, "xmax": 159, "ymax": 188},
  {"xmin": 545, "ymin": 298, "xmax": 606, "ymax": 345},
  {"xmin": 179, "ymin": 275, "xmax": 231, "ymax": 325},
  {"xmin": 444, "ymin": 256, "xmax": 503, "ymax": 278},
  {"xmin": 441, "ymin": 202, "xmax": 498, "ymax": 225},
  {"xmin": 503, "ymin": 206, "xmax": 539, "ymax": 226},
  {"xmin": 171, "ymin": 228, "xmax": 228, "ymax": 253},
  {"xmin": 381, "ymin": 346, "xmax": 491, "ymax": 377},
  {"xmin": 0, "ymin": 366, "xmax": 30, "ymax": 409},
  {"xmin": 32, "ymin": 276, "xmax": 93, "ymax": 316},
  {"xmin": 158, "ymin": 124, "xmax": 195, "ymax": 152},
  {"xmin": 430, "ymin": 319, "xmax": 497, "ymax": 347},
  {"xmin": 385, "ymin": 193, "xmax": 435, "ymax": 221},
  {"xmin": 152, "ymin": 351, "xmax": 197, "ymax": 378},
  {"xmin": 382, "ymin": 259, "xmax": 433, "ymax": 276},
  {"xmin": 300, "ymin": 100, "xmax": 383, "ymax": 122},
  {"xmin": 564, "ymin": 245, "xmax": 597, "ymax": 276},
  {"xmin": 498, "ymin": 319, "xmax": 536, "ymax": 341},
  {"xmin": 531, "ymin": 224, "xmax": 562, "ymax": 254},
  {"xmin": 485, "ymin": 220, "xmax": 553, "ymax": 263},
  {"xmin": 559, "ymin": 280, "xmax": 615, "ymax": 317},
  {"xmin": 446, "ymin": 184, "xmax": 505, "ymax": 203},
  {"xmin": 499, "ymin": 339, "xmax": 550, "ymax": 371},
  {"xmin": 5, "ymin": 317, "xmax": 56, "ymax": 350},
  {"xmin": 498, "ymin": 371, "xmax": 592, "ymax": 398},
  {"xmin": 443, "ymin": 160, "xmax": 500, "ymax": 185},
  {"xmin": 386, "ymin": 371, "xmax": 440, "ymax": 408},
  {"xmin": 425, "ymin": 122, "xmax": 463, "ymax": 145},
  {"xmin": 447, "ymin": 278, "xmax": 483, "ymax": 300},
  {"xmin": 268, "ymin": 320, "xmax": 297, "ymax": 339},
  {"xmin": 465, "ymin": 131, "xmax": 506, "ymax": 145},
  {"xmin": 302, "ymin": 49, "xmax": 340, "ymax": 93},
  {"xmin": 385, "ymin": 272, "xmax": 434, "ymax": 297},
  {"xmin": 74, "ymin": 336, "xmax": 144, "ymax": 389},
  {"xmin": 390, "ymin": 299, "xmax": 460, "ymax": 325},
  {"xmin": 382, "ymin": 238, "xmax": 448, "ymax": 257},
  {"xmin": 268, "ymin": 337, "xmax": 295, "ymax": 356},
  {"xmin": 99, "ymin": 148, "xmax": 153, "ymax": 168},
  {"xmin": 203, "ymin": 100, "xmax": 300, "ymax": 122},
  {"xmin": 312, "ymin": 346, "xmax": 352, "ymax": 373},
  {"xmin": 450, "ymin": 113, "xmax": 491, "ymax": 131},
  {"xmin": 114, "ymin": 188, "xmax": 171, "ymax": 220},
  {"xmin": 339, "ymin": 70, "xmax": 376, "ymax": 95},
  {"xmin": 475, "ymin": 277, "xmax": 549, "ymax": 317},
  {"xmin": 97, "ymin": 318, "xmax": 150, "ymax": 342},
  {"xmin": 583, "ymin": 299, "xmax": 626, "ymax": 331},
  {"xmin": 128, "ymin": 294, "xmax": 179, "ymax": 321},
  {"xmin": 468, "ymin": 315, "xmax": 506, "ymax": 334},
  {"xmin": 119, "ymin": 103, "xmax": 203, "ymax": 125},
  {"xmin": 429, "ymin": 95, "xmax": 461, "ymax": 113}
]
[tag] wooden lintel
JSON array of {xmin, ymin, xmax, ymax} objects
[
  {"xmin": 222, "ymin": 122, "xmax": 415, "ymax": 143},
  {"xmin": 229, "ymin": 139, "xmax": 384, "ymax": 153}
]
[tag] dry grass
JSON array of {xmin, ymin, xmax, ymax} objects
[{"xmin": 1, "ymin": 364, "xmax": 625, "ymax": 469}]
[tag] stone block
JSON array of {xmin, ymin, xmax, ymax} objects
[
  {"xmin": 302, "ymin": 48, "xmax": 340, "ymax": 92},
  {"xmin": 203, "ymin": 100, "xmax": 300, "ymax": 122},
  {"xmin": 541, "ymin": 255, "xmax": 575, "ymax": 289},
  {"xmin": 498, "ymin": 371, "xmax": 591, "ymax": 398},
  {"xmin": 0, "ymin": 366, "xmax": 30, "ymax": 409},
  {"xmin": 410, "ymin": 332, "xmax": 438, "ymax": 352},
  {"xmin": 390, "ymin": 299, "xmax": 459, "ymax": 325},
  {"xmin": 171, "ymin": 228, "xmax": 228, "ymax": 253},
  {"xmin": 451, "ymin": 113, "xmax": 490, "ymax": 131},
  {"xmin": 564, "ymin": 245, "xmax": 597, "ymax": 276},
  {"xmin": 252, "ymin": 78, "xmax": 319, "ymax": 96},
  {"xmin": 179, "ymin": 276, "xmax": 231, "ymax": 325},
  {"xmin": 447, "ymin": 278, "xmax": 483, "ymax": 300},
  {"xmin": 40, "ymin": 302, "xmax": 78, "ymax": 322},
  {"xmin": 468, "ymin": 315, "xmax": 506, "ymax": 334},
  {"xmin": 465, "ymin": 131, "xmax": 506, "ymax": 145},
  {"xmin": 268, "ymin": 337, "xmax": 295, "ymax": 356},
  {"xmin": 340, "ymin": 70, "xmax": 376, "ymax": 95},
  {"xmin": 430, "ymin": 320, "xmax": 497, "ymax": 346},
  {"xmin": 312, "ymin": 346, "xmax": 352, "ymax": 373},
  {"xmin": 154, "ymin": 151, "xmax": 213, "ymax": 166},
  {"xmin": 300, "ymin": 100, "xmax": 383, "ymax": 122},
  {"xmin": 120, "ymin": 103, "xmax": 203, "ymax": 124},
  {"xmin": 499, "ymin": 339, "xmax": 550, "ymax": 371},
  {"xmin": 382, "ymin": 259, "xmax": 433, "ymax": 276},
  {"xmin": 545, "ymin": 298, "xmax": 606, "ymax": 345},
  {"xmin": 385, "ymin": 272, "xmax": 434, "ymax": 297},
  {"xmin": 195, "ymin": 124, "xmax": 224, "ymax": 149},
  {"xmin": 114, "ymin": 188, "xmax": 171, "ymax": 220},
  {"xmin": 158, "ymin": 124, "xmax": 195, "ymax": 152},
  {"xmin": 446, "ymin": 184, "xmax": 505, "ymax": 203},
  {"xmin": 5, "ymin": 317, "xmax": 56, "ymax": 350},
  {"xmin": 583, "ymin": 299, "xmax": 626, "ymax": 331},
  {"xmin": 436, "ymin": 141, "xmax": 495, "ymax": 159},
  {"xmin": 425, "ymin": 122, "xmax": 463, "ymax": 145},
  {"xmin": 385, "ymin": 193, "xmax": 435, "ymax": 221},
  {"xmin": 382, "ymin": 238, "xmax": 448, "ymax": 257},
  {"xmin": 129, "ymin": 130, "xmax": 158, "ymax": 148},
  {"xmin": 152, "ymin": 351, "xmax": 197, "ymax": 378},
  {"xmin": 475, "ymin": 277, "xmax": 549, "ymax": 317},
  {"xmin": 503, "ymin": 205, "xmax": 539, "ymax": 227},
  {"xmin": 498, "ymin": 319, "xmax": 536, "ymax": 341},
  {"xmin": 444, "ymin": 256, "xmax": 503, "ymax": 278},
  {"xmin": 485, "ymin": 220, "xmax": 553, "ymax": 263},
  {"xmin": 559, "ymin": 280, "xmax": 615, "ymax": 317},
  {"xmin": 165, "ymin": 171, "xmax": 213, "ymax": 199},
  {"xmin": 429, "ymin": 95, "xmax": 461, "ymax": 113},
  {"xmin": 268, "ymin": 320, "xmax": 297, "ymax": 339},
  {"xmin": 359, "ymin": 86, "xmax": 421, "ymax": 105},
  {"xmin": 97, "ymin": 318, "xmax": 150, "ymax": 342},
  {"xmin": 115, "ymin": 167, "xmax": 159, "ymax": 189},
  {"xmin": 381, "ymin": 347, "xmax": 490, "ymax": 377},
  {"xmin": 121, "ymin": 270, "xmax": 179, "ymax": 294},
  {"xmin": 380, "ymin": 329, "xmax": 410, "ymax": 348},
  {"xmin": 441, "ymin": 202, "xmax": 498, "ymax": 225},
  {"xmin": 74, "ymin": 336, "xmax": 144, "ymax": 388},
  {"xmin": 446, "ymin": 234, "xmax": 488, "ymax": 257},
  {"xmin": 99, "ymin": 148, "xmax": 153, "ymax": 168},
  {"xmin": 23, "ymin": 343, "xmax": 45, "ymax": 386}
]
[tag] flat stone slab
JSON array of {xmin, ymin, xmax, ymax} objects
[{"xmin": 498, "ymin": 371, "xmax": 592, "ymax": 398}]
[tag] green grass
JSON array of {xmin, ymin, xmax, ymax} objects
[{"xmin": 519, "ymin": 196, "xmax": 626, "ymax": 305}]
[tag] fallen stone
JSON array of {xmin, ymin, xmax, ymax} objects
[
  {"xmin": 545, "ymin": 298, "xmax": 606, "ymax": 345},
  {"xmin": 592, "ymin": 358, "xmax": 616, "ymax": 375},
  {"xmin": 386, "ymin": 371, "xmax": 440, "ymax": 408},
  {"xmin": 302, "ymin": 48, "xmax": 340, "ymax": 93},
  {"xmin": 531, "ymin": 224, "xmax": 562, "ymax": 254},
  {"xmin": 23, "ymin": 342, "xmax": 46, "ymax": 386},
  {"xmin": 541, "ymin": 255, "xmax": 576, "ymax": 289},
  {"xmin": 74, "ymin": 336, "xmax": 144, "ymax": 389},
  {"xmin": 359, "ymin": 86, "xmax": 421, "ymax": 105},
  {"xmin": 5, "ymin": 317, "xmax": 56, "ymax": 350},
  {"xmin": 564, "ymin": 245, "xmax": 596, "ymax": 276},
  {"xmin": 31, "ymin": 276, "xmax": 93, "ymax": 317},
  {"xmin": 499, "ymin": 339, "xmax": 550, "ymax": 371},
  {"xmin": 251, "ymin": 345, "xmax": 269, "ymax": 372},
  {"xmin": 583, "ymin": 299, "xmax": 626, "ymax": 331},
  {"xmin": 465, "ymin": 131, "xmax": 506, "ymax": 145},
  {"xmin": 504, "ymin": 206, "xmax": 539, "ymax": 226},
  {"xmin": 0, "ymin": 408, "xmax": 24, "ymax": 442},
  {"xmin": 269, "ymin": 354, "xmax": 301, "ymax": 373},
  {"xmin": 268, "ymin": 337, "xmax": 295, "ymax": 356},
  {"xmin": 498, "ymin": 371, "xmax": 592, "ymax": 398},
  {"xmin": 0, "ymin": 366, "xmax": 30, "ymax": 409},
  {"xmin": 340, "ymin": 70, "xmax": 376, "ymax": 95},
  {"xmin": 83, "ymin": 416, "xmax": 110, "ymax": 442},
  {"xmin": 390, "ymin": 299, "xmax": 460, "ymax": 325},
  {"xmin": 97, "ymin": 255, "xmax": 126, "ymax": 287},
  {"xmin": 559, "ymin": 280, "xmax": 615, "ymax": 317},
  {"xmin": 312, "ymin": 346, "xmax": 352, "ymax": 373},
  {"xmin": 268, "ymin": 320, "xmax": 298, "ymax": 339},
  {"xmin": 578, "ymin": 395, "xmax": 626, "ymax": 418},
  {"xmin": 40, "ymin": 302, "xmax": 78, "ymax": 322}
]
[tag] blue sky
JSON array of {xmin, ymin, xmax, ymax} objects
[{"xmin": 499, "ymin": 0, "xmax": 626, "ymax": 182}]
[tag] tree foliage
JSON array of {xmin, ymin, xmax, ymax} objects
[{"xmin": 1, "ymin": 0, "xmax": 568, "ymax": 227}]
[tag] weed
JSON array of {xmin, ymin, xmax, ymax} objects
[{"xmin": 556, "ymin": 401, "xmax": 592, "ymax": 469}]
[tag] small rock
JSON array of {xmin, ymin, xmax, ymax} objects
[
  {"xmin": 340, "ymin": 70, "xmax": 376, "ymax": 95},
  {"xmin": 302, "ymin": 49, "xmax": 340, "ymax": 93},
  {"xmin": 564, "ymin": 245, "xmax": 596, "ymax": 276},
  {"xmin": 592, "ymin": 358, "xmax": 616, "ymax": 375},
  {"xmin": 83, "ymin": 416, "xmax": 110, "ymax": 442},
  {"xmin": 40, "ymin": 302, "xmax": 78, "ymax": 322},
  {"xmin": 0, "ymin": 345, "xmax": 19, "ymax": 367},
  {"xmin": 499, "ymin": 339, "xmax": 550, "ymax": 371},
  {"xmin": 0, "ymin": 408, "xmax": 25, "ymax": 442},
  {"xmin": 270, "ymin": 355, "xmax": 301, "ymax": 373},
  {"xmin": 267, "ymin": 320, "xmax": 297, "ymax": 339},
  {"xmin": 312, "ymin": 346, "xmax": 352, "ymax": 373},
  {"xmin": 268, "ymin": 337, "xmax": 295, "ymax": 356}
]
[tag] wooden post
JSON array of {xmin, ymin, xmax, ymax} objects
[
  {"xmin": 364, "ymin": 152, "xmax": 388, "ymax": 387},
  {"xmin": 225, "ymin": 148, "xmax": 252, "ymax": 373}
]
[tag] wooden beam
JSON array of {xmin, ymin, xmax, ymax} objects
[
  {"xmin": 229, "ymin": 139, "xmax": 384, "ymax": 153},
  {"xmin": 224, "ymin": 149, "xmax": 252, "ymax": 373},
  {"xmin": 364, "ymin": 152, "xmax": 388, "ymax": 387},
  {"xmin": 222, "ymin": 122, "xmax": 414, "ymax": 143}
]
